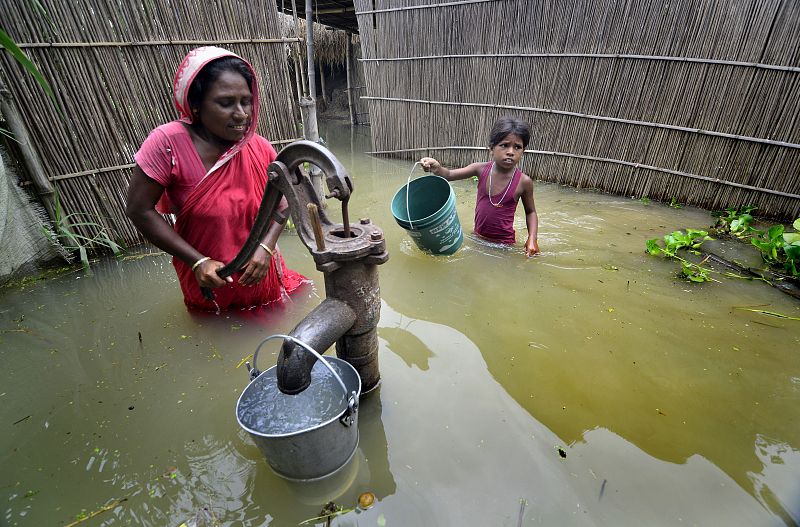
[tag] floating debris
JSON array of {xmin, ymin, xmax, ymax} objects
[
  {"xmin": 299, "ymin": 501, "xmax": 353, "ymax": 526},
  {"xmin": 358, "ymin": 491, "xmax": 376, "ymax": 510},
  {"xmin": 734, "ymin": 307, "xmax": 800, "ymax": 321}
]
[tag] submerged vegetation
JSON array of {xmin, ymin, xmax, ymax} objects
[
  {"xmin": 646, "ymin": 229, "xmax": 717, "ymax": 282},
  {"xmin": 713, "ymin": 207, "xmax": 800, "ymax": 278},
  {"xmin": 646, "ymin": 206, "xmax": 800, "ymax": 286},
  {"xmin": 43, "ymin": 193, "xmax": 123, "ymax": 268}
]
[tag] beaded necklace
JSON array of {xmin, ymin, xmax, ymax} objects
[{"xmin": 487, "ymin": 162, "xmax": 515, "ymax": 208}]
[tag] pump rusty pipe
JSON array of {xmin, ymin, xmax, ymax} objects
[{"xmin": 274, "ymin": 298, "xmax": 355, "ymax": 394}]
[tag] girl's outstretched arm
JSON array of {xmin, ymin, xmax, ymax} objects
[
  {"xmin": 519, "ymin": 175, "xmax": 540, "ymax": 256},
  {"xmin": 420, "ymin": 157, "xmax": 483, "ymax": 181}
]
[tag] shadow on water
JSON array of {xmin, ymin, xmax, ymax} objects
[{"xmin": 1, "ymin": 120, "xmax": 799, "ymax": 525}]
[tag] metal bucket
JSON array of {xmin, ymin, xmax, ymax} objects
[{"xmin": 236, "ymin": 334, "xmax": 361, "ymax": 481}]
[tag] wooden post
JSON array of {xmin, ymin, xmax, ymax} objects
[
  {"xmin": 299, "ymin": 97, "xmax": 320, "ymax": 142},
  {"xmin": 299, "ymin": 97, "xmax": 323, "ymax": 200},
  {"xmin": 346, "ymin": 35, "xmax": 356, "ymax": 125},
  {"xmin": 305, "ymin": 0, "xmax": 316, "ymax": 102},
  {"xmin": 289, "ymin": 0, "xmax": 306, "ymax": 97},
  {"xmin": 292, "ymin": 55, "xmax": 304, "ymax": 121},
  {"xmin": 0, "ymin": 78, "xmax": 56, "ymax": 221},
  {"xmin": 300, "ymin": 0, "xmax": 323, "ymax": 201},
  {"xmin": 319, "ymin": 65, "xmax": 328, "ymax": 108}
]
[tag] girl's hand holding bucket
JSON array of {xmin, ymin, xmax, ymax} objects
[{"xmin": 420, "ymin": 157, "xmax": 441, "ymax": 173}]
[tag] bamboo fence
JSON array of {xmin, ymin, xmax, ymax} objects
[
  {"xmin": 0, "ymin": 0, "xmax": 302, "ymax": 248},
  {"xmin": 354, "ymin": 0, "xmax": 800, "ymax": 220}
]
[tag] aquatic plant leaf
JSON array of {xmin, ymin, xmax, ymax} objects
[
  {"xmin": 783, "ymin": 233, "xmax": 800, "ymax": 245},
  {"xmin": 784, "ymin": 245, "xmax": 800, "ymax": 258},
  {"xmin": 751, "ymin": 238, "xmax": 778, "ymax": 261},
  {"xmin": 645, "ymin": 239, "xmax": 661, "ymax": 256},
  {"xmin": 735, "ymin": 308, "xmax": 800, "ymax": 321},
  {"xmin": 767, "ymin": 224, "xmax": 785, "ymax": 242},
  {"xmin": 794, "ymin": 218, "xmax": 800, "ymax": 231}
]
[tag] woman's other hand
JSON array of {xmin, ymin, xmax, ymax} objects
[
  {"xmin": 194, "ymin": 259, "xmax": 232, "ymax": 288},
  {"xmin": 420, "ymin": 157, "xmax": 440, "ymax": 173},
  {"xmin": 238, "ymin": 245, "xmax": 272, "ymax": 286},
  {"xmin": 525, "ymin": 238, "xmax": 540, "ymax": 257}
]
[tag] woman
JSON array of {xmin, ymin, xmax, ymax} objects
[{"xmin": 126, "ymin": 46, "xmax": 308, "ymax": 310}]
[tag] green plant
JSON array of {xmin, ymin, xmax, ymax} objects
[
  {"xmin": 681, "ymin": 257, "xmax": 714, "ymax": 283},
  {"xmin": 646, "ymin": 230, "xmax": 716, "ymax": 282},
  {"xmin": 646, "ymin": 229, "xmax": 712, "ymax": 258},
  {"xmin": 43, "ymin": 193, "xmax": 122, "ymax": 267},
  {"xmin": 750, "ymin": 218, "xmax": 800, "ymax": 277},
  {"xmin": 0, "ymin": 28, "xmax": 57, "ymax": 105},
  {"xmin": 714, "ymin": 206, "xmax": 757, "ymax": 238},
  {"xmin": 668, "ymin": 197, "xmax": 682, "ymax": 209},
  {"xmin": 2, "ymin": 5, "xmax": 62, "ymax": 143}
]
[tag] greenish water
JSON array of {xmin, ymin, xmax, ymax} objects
[{"xmin": 1, "ymin": 121, "xmax": 799, "ymax": 526}]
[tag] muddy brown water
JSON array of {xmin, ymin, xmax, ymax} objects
[{"xmin": 2, "ymin": 121, "xmax": 799, "ymax": 526}]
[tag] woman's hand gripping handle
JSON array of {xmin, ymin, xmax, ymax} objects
[{"xmin": 194, "ymin": 257, "xmax": 232, "ymax": 301}]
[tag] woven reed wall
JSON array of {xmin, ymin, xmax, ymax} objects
[
  {"xmin": 354, "ymin": 0, "xmax": 800, "ymax": 220},
  {"xmin": 0, "ymin": 0, "xmax": 301, "ymax": 248}
]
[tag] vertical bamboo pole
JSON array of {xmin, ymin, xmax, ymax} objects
[
  {"xmin": 305, "ymin": 0, "xmax": 316, "ymax": 102},
  {"xmin": 301, "ymin": 0, "xmax": 322, "ymax": 199},
  {"xmin": 0, "ymin": 77, "xmax": 56, "ymax": 221},
  {"xmin": 319, "ymin": 65, "xmax": 327, "ymax": 107},
  {"xmin": 290, "ymin": 0, "xmax": 307, "ymax": 97},
  {"xmin": 346, "ymin": 35, "xmax": 356, "ymax": 125}
]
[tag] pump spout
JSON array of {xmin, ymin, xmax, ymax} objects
[{"xmin": 276, "ymin": 298, "xmax": 356, "ymax": 394}]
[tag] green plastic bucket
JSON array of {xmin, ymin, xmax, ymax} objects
[{"xmin": 391, "ymin": 175, "xmax": 463, "ymax": 255}]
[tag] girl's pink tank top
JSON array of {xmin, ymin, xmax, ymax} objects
[{"xmin": 474, "ymin": 162, "xmax": 521, "ymax": 244}]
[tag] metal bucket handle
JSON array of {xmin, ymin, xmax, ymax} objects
[
  {"xmin": 246, "ymin": 334, "xmax": 358, "ymax": 426},
  {"xmin": 405, "ymin": 161, "xmax": 425, "ymax": 230}
]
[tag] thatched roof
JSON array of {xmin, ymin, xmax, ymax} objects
[
  {"xmin": 279, "ymin": 14, "xmax": 358, "ymax": 67},
  {"xmin": 276, "ymin": 0, "xmax": 357, "ymax": 33}
]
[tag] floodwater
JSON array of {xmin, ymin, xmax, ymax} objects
[{"xmin": 2, "ymin": 120, "xmax": 799, "ymax": 526}]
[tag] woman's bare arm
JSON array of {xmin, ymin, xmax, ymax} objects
[{"xmin": 125, "ymin": 165, "xmax": 229, "ymax": 287}]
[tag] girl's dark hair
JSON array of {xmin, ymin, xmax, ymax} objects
[
  {"xmin": 488, "ymin": 117, "xmax": 531, "ymax": 148},
  {"xmin": 187, "ymin": 56, "xmax": 253, "ymax": 111}
]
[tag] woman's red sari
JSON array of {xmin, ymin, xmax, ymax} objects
[
  {"xmin": 173, "ymin": 135, "xmax": 308, "ymax": 310},
  {"xmin": 137, "ymin": 46, "xmax": 309, "ymax": 310}
]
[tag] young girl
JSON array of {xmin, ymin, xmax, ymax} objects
[{"xmin": 420, "ymin": 117, "xmax": 540, "ymax": 256}]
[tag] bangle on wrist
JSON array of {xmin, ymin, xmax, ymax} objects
[
  {"xmin": 191, "ymin": 256, "xmax": 211, "ymax": 271},
  {"xmin": 259, "ymin": 242, "xmax": 274, "ymax": 257}
]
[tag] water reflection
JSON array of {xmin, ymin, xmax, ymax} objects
[
  {"xmin": 377, "ymin": 300, "xmax": 785, "ymax": 526},
  {"xmin": 750, "ymin": 435, "xmax": 800, "ymax": 525},
  {"xmin": 1, "ymin": 120, "xmax": 799, "ymax": 525}
]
